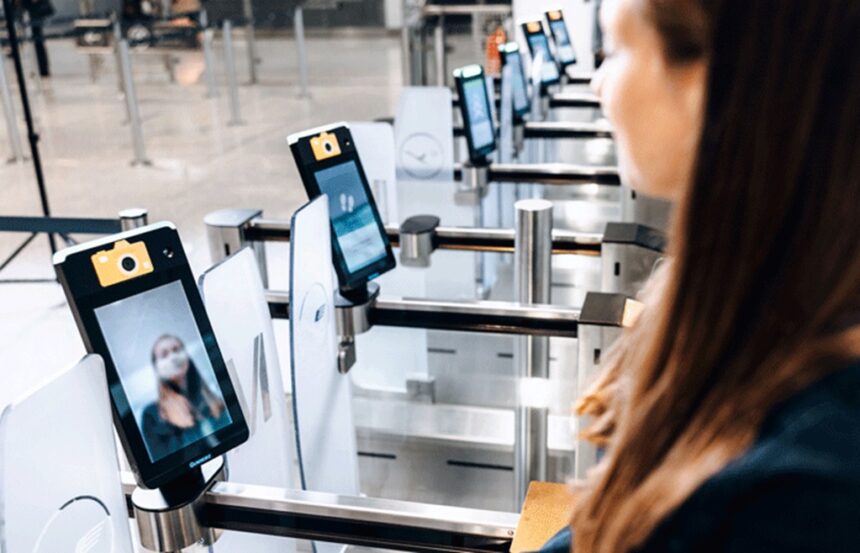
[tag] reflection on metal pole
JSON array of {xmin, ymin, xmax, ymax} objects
[
  {"xmin": 119, "ymin": 208, "xmax": 149, "ymax": 230},
  {"xmin": 242, "ymin": 0, "xmax": 258, "ymax": 84},
  {"xmin": 433, "ymin": 16, "xmax": 446, "ymax": 87},
  {"xmin": 222, "ymin": 20, "xmax": 244, "ymax": 126},
  {"xmin": 0, "ymin": 55, "xmax": 25, "ymax": 163},
  {"xmin": 294, "ymin": 5, "xmax": 310, "ymax": 98},
  {"xmin": 118, "ymin": 40, "xmax": 151, "ymax": 166},
  {"xmin": 513, "ymin": 199, "xmax": 553, "ymax": 507}
]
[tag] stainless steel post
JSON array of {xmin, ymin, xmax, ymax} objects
[
  {"xmin": 433, "ymin": 16, "xmax": 446, "ymax": 87},
  {"xmin": 242, "ymin": 0, "xmax": 258, "ymax": 84},
  {"xmin": 294, "ymin": 5, "xmax": 310, "ymax": 98},
  {"xmin": 201, "ymin": 28, "xmax": 219, "ymax": 98},
  {"xmin": 0, "ymin": 55, "xmax": 25, "ymax": 163},
  {"xmin": 118, "ymin": 40, "xmax": 150, "ymax": 166},
  {"xmin": 222, "ymin": 20, "xmax": 243, "ymax": 125},
  {"xmin": 513, "ymin": 198, "xmax": 553, "ymax": 506},
  {"xmin": 119, "ymin": 208, "xmax": 149, "ymax": 230},
  {"xmin": 112, "ymin": 20, "xmax": 125, "ymax": 96},
  {"xmin": 204, "ymin": 208, "xmax": 267, "ymax": 287}
]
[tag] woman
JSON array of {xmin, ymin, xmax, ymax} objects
[
  {"xmin": 142, "ymin": 334, "xmax": 229, "ymax": 459},
  {"xmin": 542, "ymin": 0, "xmax": 860, "ymax": 551}
]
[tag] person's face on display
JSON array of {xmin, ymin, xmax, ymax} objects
[
  {"xmin": 152, "ymin": 335, "xmax": 190, "ymax": 384},
  {"xmin": 591, "ymin": 0, "xmax": 707, "ymax": 200}
]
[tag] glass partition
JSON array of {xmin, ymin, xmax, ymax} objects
[
  {"xmin": 0, "ymin": 355, "xmax": 133, "ymax": 553},
  {"xmin": 200, "ymin": 247, "xmax": 298, "ymax": 553}
]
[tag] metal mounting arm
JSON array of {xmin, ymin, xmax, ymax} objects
[{"xmin": 121, "ymin": 472, "xmax": 519, "ymax": 552}]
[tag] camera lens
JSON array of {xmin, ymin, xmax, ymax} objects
[
  {"xmin": 163, "ymin": 248, "xmax": 174, "ymax": 259},
  {"xmin": 324, "ymin": 141, "xmax": 333, "ymax": 152},
  {"xmin": 119, "ymin": 255, "xmax": 138, "ymax": 273}
]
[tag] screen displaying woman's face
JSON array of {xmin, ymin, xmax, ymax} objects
[{"xmin": 152, "ymin": 336, "xmax": 189, "ymax": 382}]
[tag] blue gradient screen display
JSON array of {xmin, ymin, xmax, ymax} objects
[
  {"xmin": 315, "ymin": 161, "xmax": 387, "ymax": 273},
  {"xmin": 463, "ymin": 78, "xmax": 495, "ymax": 152},
  {"xmin": 527, "ymin": 33, "xmax": 560, "ymax": 83}
]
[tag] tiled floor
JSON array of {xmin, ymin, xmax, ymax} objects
[{"xmin": 1, "ymin": 32, "xmax": 411, "ymax": 406}]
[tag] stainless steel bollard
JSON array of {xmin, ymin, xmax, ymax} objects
[
  {"xmin": 433, "ymin": 16, "xmax": 447, "ymax": 87},
  {"xmin": 242, "ymin": 0, "xmax": 258, "ymax": 84},
  {"xmin": 203, "ymin": 208, "xmax": 267, "ymax": 287},
  {"xmin": 294, "ymin": 6, "xmax": 310, "ymax": 98},
  {"xmin": 112, "ymin": 20, "xmax": 126, "ymax": 96},
  {"xmin": 0, "ymin": 55, "xmax": 25, "ymax": 163},
  {"xmin": 513, "ymin": 198, "xmax": 553, "ymax": 506},
  {"xmin": 222, "ymin": 20, "xmax": 243, "ymax": 125},
  {"xmin": 118, "ymin": 40, "xmax": 151, "ymax": 166},
  {"xmin": 119, "ymin": 208, "xmax": 149, "ymax": 230}
]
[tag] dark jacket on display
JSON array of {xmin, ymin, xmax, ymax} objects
[{"xmin": 539, "ymin": 360, "xmax": 860, "ymax": 553}]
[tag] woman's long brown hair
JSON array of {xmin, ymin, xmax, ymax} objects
[{"xmin": 572, "ymin": 1, "xmax": 860, "ymax": 551}]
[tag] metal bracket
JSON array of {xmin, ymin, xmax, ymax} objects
[
  {"xmin": 131, "ymin": 457, "xmax": 226, "ymax": 552},
  {"xmin": 334, "ymin": 282, "xmax": 380, "ymax": 374},
  {"xmin": 456, "ymin": 163, "xmax": 489, "ymax": 205},
  {"xmin": 399, "ymin": 215, "xmax": 440, "ymax": 267}
]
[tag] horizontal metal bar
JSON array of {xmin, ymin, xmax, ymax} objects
[
  {"xmin": 267, "ymin": 291, "xmax": 579, "ymax": 338},
  {"xmin": 432, "ymin": 226, "xmax": 602, "ymax": 256},
  {"xmin": 121, "ymin": 472, "xmax": 517, "ymax": 552},
  {"xmin": 0, "ymin": 216, "xmax": 122, "ymax": 235},
  {"xmin": 454, "ymin": 92, "xmax": 601, "ymax": 111},
  {"xmin": 453, "ymin": 121, "xmax": 611, "ymax": 140},
  {"xmin": 484, "ymin": 163, "xmax": 621, "ymax": 186},
  {"xmin": 523, "ymin": 121, "xmax": 613, "ymax": 140},
  {"xmin": 370, "ymin": 298, "xmax": 579, "ymax": 338},
  {"xmin": 246, "ymin": 219, "xmax": 602, "ymax": 256},
  {"xmin": 421, "ymin": 4, "xmax": 512, "ymax": 16},
  {"xmin": 549, "ymin": 91, "xmax": 601, "ymax": 109}
]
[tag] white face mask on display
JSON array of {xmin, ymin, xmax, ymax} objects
[{"xmin": 155, "ymin": 350, "xmax": 189, "ymax": 381}]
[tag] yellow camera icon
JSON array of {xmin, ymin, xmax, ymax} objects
[
  {"xmin": 90, "ymin": 239, "xmax": 154, "ymax": 288},
  {"xmin": 310, "ymin": 131, "xmax": 342, "ymax": 161},
  {"xmin": 547, "ymin": 10, "xmax": 562, "ymax": 21},
  {"xmin": 526, "ymin": 21, "xmax": 543, "ymax": 33}
]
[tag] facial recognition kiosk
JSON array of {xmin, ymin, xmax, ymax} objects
[
  {"xmin": 54, "ymin": 223, "xmax": 250, "ymax": 551},
  {"xmin": 545, "ymin": 10, "xmax": 577, "ymax": 69},
  {"xmin": 521, "ymin": 20, "xmax": 561, "ymax": 91}
]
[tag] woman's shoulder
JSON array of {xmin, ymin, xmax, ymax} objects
[
  {"xmin": 642, "ymin": 361, "xmax": 860, "ymax": 553},
  {"xmin": 750, "ymin": 360, "xmax": 860, "ymax": 475}
]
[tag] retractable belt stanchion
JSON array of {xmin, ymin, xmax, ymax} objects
[
  {"xmin": 117, "ymin": 39, "xmax": 151, "ymax": 166},
  {"xmin": 200, "ymin": 10, "xmax": 219, "ymax": 98},
  {"xmin": 222, "ymin": 20, "xmax": 243, "ymax": 126},
  {"xmin": 242, "ymin": 0, "xmax": 258, "ymax": 84},
  {"xmin": 513, "ymin": 199, "xmax": 553, "ymax": 506},
  {"xmin": 0, "ymin": 53, "xmax": 25, "ymax": 163},
  {"xmin": 294, "ymin": 4, "xmax": 310, "ymax": 98},
  {"xmin": 2, "ymin": 0, "xmax": 55, "ymax": 253}
]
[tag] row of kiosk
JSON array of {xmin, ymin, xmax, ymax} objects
[{"xmin": 2, "ymin": 8, "xmax": 669, "ymax": 552}]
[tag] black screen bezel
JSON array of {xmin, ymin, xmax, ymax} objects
[
  {"xmin": 289, "ymin": 125, "xmax": 397, "ymax": 291},
  {"xmin": 521, "ymin": 21, "xmax": 561, "ymax": 88},
  {"xmin": 545, "ymin": 12, "xmax": 577, "ymax": 67},
  {"xmin": 499, "ymin": 44, "xmax": 532, "ymax": 120},
  {"xmin": 454, "ymin": 65, "xmax": 498, "ymax": 164},
  {"xmin": 54, "ymin": 224, "xmax": 249, "ymax": 490}
]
